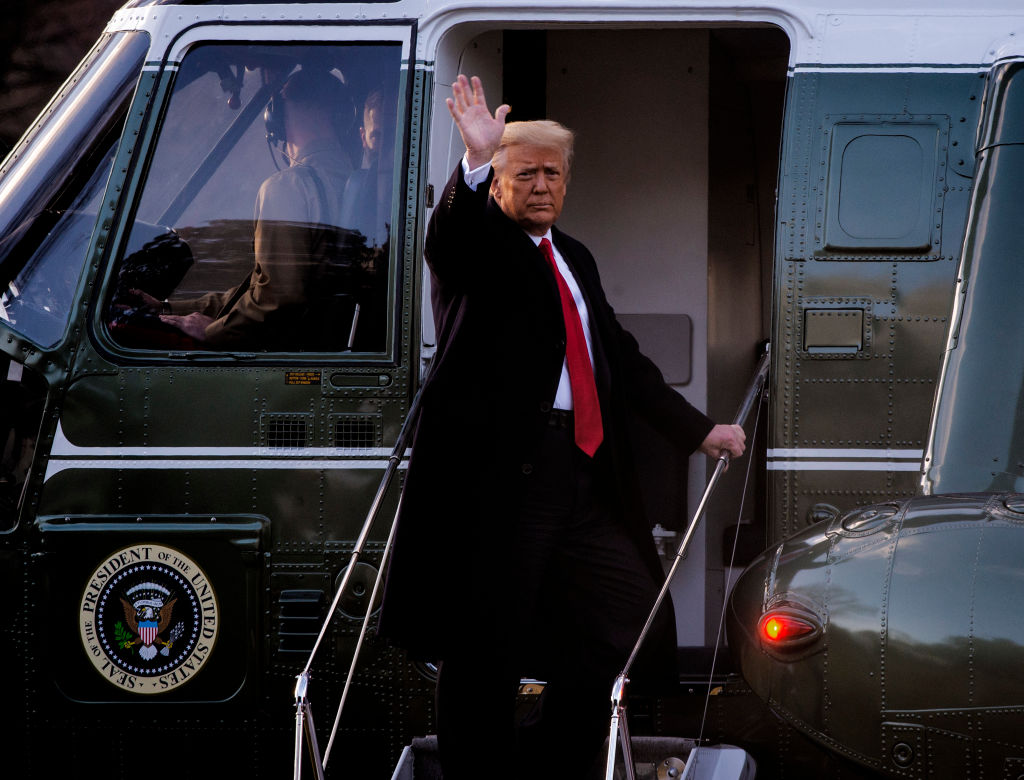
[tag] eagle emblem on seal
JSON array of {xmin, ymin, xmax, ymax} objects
[{"xmin": 118, "ymin": 582, "xmax": 180, "ymax": 661}]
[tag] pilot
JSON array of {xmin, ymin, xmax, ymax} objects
[{"xmin": 137, "ymin": 67, "xmax": 355, "ymax": 350}]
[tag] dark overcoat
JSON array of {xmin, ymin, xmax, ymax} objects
[{"xmin": 378, "ymin": 165, "xmax": 714, "ymax": 659}]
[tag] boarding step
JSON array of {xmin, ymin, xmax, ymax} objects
[{"xmin": 390, "ymin": 735, "xmax": 756, "ymax": 779}]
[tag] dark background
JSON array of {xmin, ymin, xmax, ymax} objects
[{"xmin": 0, "ymin": 0, "xmax": 125, "ymax": 156}]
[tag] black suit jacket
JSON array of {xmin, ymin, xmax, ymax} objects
[{"xmin": 378, "ymin": 164, "xmax": 713, "ymax": 658}]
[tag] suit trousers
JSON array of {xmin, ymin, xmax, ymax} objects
[{"xmin": 435, "ymin": 422, "xmax": 671, "ymax": 780}]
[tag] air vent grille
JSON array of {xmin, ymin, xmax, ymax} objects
[
  {"xmin": 333, "ymin": 415, "xmax": 380, "ymax": 449},
  {"xmin": 277, "ymin": 589, "xmax": 325, "ymax": 653},
  {"xmin": 265, "ymin": 417, "xmax": 308, "ymax": 449}
]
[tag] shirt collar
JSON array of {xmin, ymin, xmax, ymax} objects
[
  {"xmin": 291, "ymin": 137, "xmax": 344, "ymax": 165},
  {"xmin": 527, "ymin": 229, "xmax": 554, "ymax": 247}
]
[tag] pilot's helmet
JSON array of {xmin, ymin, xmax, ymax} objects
[{"xmin": 264, "ymin": 67, "xmax": 353, "ymax": 147}]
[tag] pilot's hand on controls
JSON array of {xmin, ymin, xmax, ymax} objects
[
  {"xmin": 128, "ymin": 288, "xmax": 164, "ymax": 313},
  {"xmin": 699, "ymin": 424, "xmax": 746, "ymax": 461},
  {"xmin": 160, "ymin": 312, "xmax": 212, "ymax": 341}
]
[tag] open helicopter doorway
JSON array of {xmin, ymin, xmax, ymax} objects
[{"xmin": 427, "ymin": 25, "xmax": 787, "ymax": 656}]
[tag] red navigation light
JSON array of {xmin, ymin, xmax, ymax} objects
[
  {"xmin": 762, "ymin": 616, "xmax": 787, "ymax": 641},
  {"xmin": 758, "ymin": 610, "xmax": 819, "ymax": 646}
]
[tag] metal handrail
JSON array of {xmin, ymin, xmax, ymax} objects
[
  {"xmin": 292, "ymin": 381, "xmax": 426, "ymax": 779},
  {"xmin": 604, "ymin": 343, "xmax": 770, "ymax": 780}
]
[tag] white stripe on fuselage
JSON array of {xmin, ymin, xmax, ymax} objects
[
  {"xmin": 766, "ymin": 447, "xmax": 923, "ymax": 472},
  {"xmin": 44, "ymin": 421, "xmax": 407, "ymax": 481}
]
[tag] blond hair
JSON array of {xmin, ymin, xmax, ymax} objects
[{"xmin": 491, "ymin": 120, "xmax": 575, "ymax": 174}]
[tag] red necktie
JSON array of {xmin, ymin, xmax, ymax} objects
[{"xmin": 539, "ymin": 238, "xmax": 603, "ymax": 457}]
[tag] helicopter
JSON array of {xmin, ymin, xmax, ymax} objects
[{"xmin": 2, "ymin": 0, "xmax": 1024, "ymax": 777}]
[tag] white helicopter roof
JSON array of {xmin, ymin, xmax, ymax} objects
[{"xmin": 107, "ymin": 0, "xmax": 1024, "ymax": 69}]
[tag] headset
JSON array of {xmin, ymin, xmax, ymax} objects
[
  {"xmin": 264, "ymin": 67, "xmax": 358, "ymax": 169},
  {"xmin": 264, "ymin": 91, "xmax": 287, "ymax": 147}
]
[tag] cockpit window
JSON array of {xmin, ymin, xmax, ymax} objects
[
  {"xmin": 105, "ymin": 42, "xmax": 403, "ymax": 354},
  {"xmin": 0, "ymin": 32, "xmax": 149, "ymax": 349}
]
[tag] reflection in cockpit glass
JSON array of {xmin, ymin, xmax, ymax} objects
[
  {"xmin": 0, "ymin": 32, "xmax": 148, "ymax": 350},
  {"xmin": 106, "ymin": 43, "xmax": 401, "ymax": 353}
]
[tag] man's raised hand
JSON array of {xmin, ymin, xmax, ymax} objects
[{"xmin": 446, "ymin": 74, "xmax": 510, "ymax": 169}]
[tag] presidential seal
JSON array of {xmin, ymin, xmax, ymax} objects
[{"xmin": 79, "ymin": 544, "xmax": 219, "ymax": 694}]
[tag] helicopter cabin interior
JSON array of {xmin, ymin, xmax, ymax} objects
[{"xmin": 424, "ymin": 24, "xmax": 788, "ymax": 652}]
